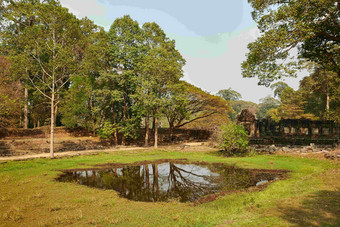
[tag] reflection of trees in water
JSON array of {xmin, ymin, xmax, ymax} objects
[
  {"xmin": 167, "ymin": 163, "xmax": 220, "ymax": 202},
  {"xmin": 57, "ymin": 163, "xmax": 280, "ymax": 202}
]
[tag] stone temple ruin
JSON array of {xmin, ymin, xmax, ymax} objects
[{"xmin": 237, "ymin": 109, "xmax": 340, "ymax": 145}]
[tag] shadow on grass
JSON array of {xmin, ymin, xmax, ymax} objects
[{"xmin": 279, "ymin": 189, "xmax": 340, "ymax": 227}]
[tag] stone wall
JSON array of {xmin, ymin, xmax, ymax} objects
[
  {"xmin": 251, "ymin": 119, "xmax": 340, "ymax": 145},
  {"xmin": 236, "ymin": 109, "xmax": 340, "ymax": 145}
]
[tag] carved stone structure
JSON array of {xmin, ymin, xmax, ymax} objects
[
  {"xmin": 236, "ymin": 109, "xmax": 340, "ymax": 145},
  {"xmin": 236, "ymin": 109, "xmax": 259, "ymax": 137}
]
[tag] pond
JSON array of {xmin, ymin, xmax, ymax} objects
[{"xmin": 56, "ymin": 160, "xmax": 287, "ymax": 203}]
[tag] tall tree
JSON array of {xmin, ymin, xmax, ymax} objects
[
  {"xmin": 61, "ymin": 21, "xmax": 108, "ymax": 136},
  {"xmin": 270, "ymin": 82, "xmax": 289, "ymax": 100},
  {"xmin": 0, "ymin": 56, "xmax": 22, "ymax": 128},
  {"xmin": 257, "ymin": 96, "xmax": 280, "ymax": 119},
  {"xmin": 217, "ymin": 88, "xmax": 241, "ymax": 101},
  {"xmin": 137, "ymin": 22, "xmax": 185, "ymax": 147},
  {"xmin": 242, "ymin": 0, "xmax": 340, "ymax": 86},
  {"xmin": 107, "ymin": 15, "xmax": 144, "ymax": 145},
  {"xmin": 268, "ymin": 87, "xmax": 316, "ymax": 121},
  {"xmin": 1, "ymin": 0, "xmax": 93, "ymax": 157},
  {"xmin": 299, "ymin": 67, "xmax": 340, "ymax": 121},
  {"xmin": 164, "ymin": 81, "xmax": 231, "ymax": 131}
]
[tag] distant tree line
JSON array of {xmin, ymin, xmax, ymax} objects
[{"xmin": 218, "ymin": 69, "xmax": 340, "ymax": 123}]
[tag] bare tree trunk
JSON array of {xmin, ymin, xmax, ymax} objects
[
  {"xmin": 54, "ymin": 103, "xmax": 58, "ymax": 127},
  {"xmin": 145, "ymin": 112, "xmax": 149, "ymax": 147},
  {"xmin": 50, "ymin": 27, "xmax": 56, "ymax": 158},
  {"xmin": 122, "ymin": 96, "xmax": 126, "ymax": 146},
  {"xmin": 24, "ymin": 87, "xmax": 28, "ymax": 129},
  {"xmin": 50, "ymin": 91, "xmax": 55, "ymax": 158},
  {"xmin": 152, "ymin": 116, "xmax": 155, "ymax": 135},
  {"xmin": 169, "ymin": 121, "xmax": 175, "ymax": 143},
  {"xmin": 112, "ymin": 103, "xmax": 118, "ymax": 146},
  {"xmin": 154, "ymin": 116, "xmax": 158, "ymax": 148},
  {"xmin": 326, "ymin": 91, "xmax": 330, "ymax": 111}
]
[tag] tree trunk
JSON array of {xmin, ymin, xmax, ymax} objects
[
  {"xmin": 145, "ymin": 113, "xmax": 149, "ymax": 147},
  {"xmin": 154, "ymin": 116, "xmax": 158, "ymax": 148},
  {"xmin": 24, "ymin": 87, "xmax": 28, "ymax": 129},
  {"xmin": 112, "ymin": 103, "xmax": 118, "ymax": 146},
  {"xmin": 54, "ymin": 103, "xmax": 58, "ymax": 127},
  {"xmin": 122, "ymin": 96, "xmax": 127, "ymax": 146},
  {"xmin": 152, "ymin": 116, "xmax": 155, "ymax": 135},
  {"xmin": 326, "ymin": 91, "xmax": 330, "ymax": 111},
  {"xmin": 169, "ymin": 121, "xmax": 174, "ymax": 143},
  {"xmin": 50, "ymin": 91, "xmax": 55, "ymax": 158}
]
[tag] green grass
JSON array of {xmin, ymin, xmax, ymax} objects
[{"xmin": 0, "ymin": 149, "xmax": 339, "ymax": 226}]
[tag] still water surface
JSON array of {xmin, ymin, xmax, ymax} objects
[{"xmin": 57, "ymin": 161, "xmax": 285, "ymax": 202}]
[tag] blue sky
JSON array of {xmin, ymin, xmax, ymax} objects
[{"xmin": 60, "ymin": 0, "xmax": 304, "ymax": 103}]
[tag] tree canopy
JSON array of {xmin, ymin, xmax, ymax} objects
[
  {"xmin": 242, "ymin": 0, "xmax": 340, "ymax": 86},
  {"xmin": 217, "ymin": 88, "xmax": 242, "ymax": 101}
]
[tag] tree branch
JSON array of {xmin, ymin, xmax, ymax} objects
[
  {"xmin": 27, "ymin": 76, "xmax": 51, "ymax": 100},
  {"xmin": 175, "ymin": 112, "xmax": 216, "ymax": 128}
]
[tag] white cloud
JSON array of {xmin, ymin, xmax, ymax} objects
[
  {"xmin": 59, "ymin": 0, "xmax": 107, "ymax": 17},
  {"xmin": 182, "ymin": 27, "xmax": 304, "ymax": 103}
]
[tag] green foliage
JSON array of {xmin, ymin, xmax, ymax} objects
[
  {"xmin": 167, "ymin": 81, "xmax": 232, "ymax": 129},
  {"xmin": 243, "ymin": 0, "xmax": 340, "ymax": 86},
  {"xmin": 273, "ymin": 87, "xmax": 317, "ymax": 120},
  {"xmin": 217, "ymin": 88, "xmax": 242, "ymax": 101},
  {"xmin": 218, "ymin": 123, "xmax": 249, "ymax": 156},
  {"xmin": 258, "ymin": 96, "xmax": 280, "ymax": 119},
  {"xmin": 299, "ymin": 68, "xmax": 340, "ymax": 121},
  {"xmin": 97, "ymin": 122, "xmax": 116, "ymax": 139},
  {"xmin": 0, "ymin": 56, "xmax": 21, "ymax": 128},
  {"xmin": 270, "ymin": 82, "xmax": 289, "ymax": 100},
  {"xmin": 267, "ymin": 67, "xmax": 339, "ymax": 122},
  {"xmin": 229, "ymin": 100, "xmax": 259, "ymax": 121}
]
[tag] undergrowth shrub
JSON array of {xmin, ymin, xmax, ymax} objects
[{"xmin": 218, "ymin": 123, "xmax": 249, "ymax": 156}]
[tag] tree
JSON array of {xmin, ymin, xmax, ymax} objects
[
  {"xmin": 0, "ymin": 0, "xmax": 94, "ymax": 157},
  {"xmin": 242, "ymin": 0, "xmax": 340, "ymax": 86},
  {"xmin": 299, "ymin": 67, "xmax": 340, "ymax": 122},
  {"xmin": 0, "ymin": 56, "xmax": 22, "ymax": 128},
  {"xmin": 217, "ymin": 123, "xmax": 248, "ymax": 156},
  {"xmin": 106, "ymin": 15, "xmax": 145, "ymax": 145},
  {"xmin": 270, "ymin": 82, "xmax": 289, "ymax": 100},
  {"xmin": 269, "ymin": 87, "xmax": 317, "ymax": 121},
  {"xmin": 217, "ymin": 88, "xmax": 241, "ymax": 101},
  {"xmin": 138, "ymin": 45, "xmax": 185, "ymax": 148},
  {"xmin": 229, "ymin": 100, "xmax": 259, "ymax": 122},
  {"xmin": 164, "ymin": 81, "xmax": 231, "ymax": 131},
  {"xmin": 258, "ymin": 96, "xmax": 280, "ymax": 119},
  {"xmin": 134, "ymin": 21, "xmax": 185, "ymax": 148}
]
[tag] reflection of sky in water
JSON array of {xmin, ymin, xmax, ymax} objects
[
  {"xmin": 59, "ymin": 161, "xmax": 283, "ymax": 202},
  {"xmin": 76, "ymin": 162, "xmax": 222, "ymax": 192}
]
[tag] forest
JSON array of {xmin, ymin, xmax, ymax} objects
[
  {"xmin": 1, "ymin": 0, "xmax": 339, "ymax": 158},
  {"xmin": 0, "ymin": 0, "xmax": 231, "ymax": 157}
]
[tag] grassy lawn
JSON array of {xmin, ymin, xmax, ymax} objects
[{"xmin": 0, "ymin": 149, "xmax": 339, "ymax": 226}]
